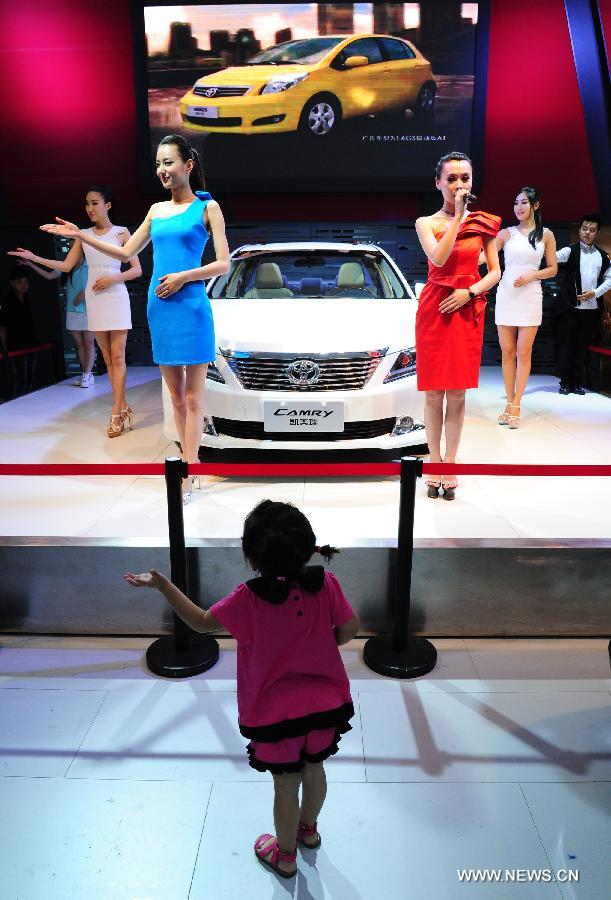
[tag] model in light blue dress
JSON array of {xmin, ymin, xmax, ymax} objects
[{"xmin": 147, "ymin": 191, "xmax": 216, "ymax": 365}]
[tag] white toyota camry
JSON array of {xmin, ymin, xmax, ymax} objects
[{"xmin": 162, "ymin": 241, "xmax": 425, "ymax": 451}]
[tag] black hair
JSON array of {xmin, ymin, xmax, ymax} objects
[
  {"xmin": 10, "ymin": 265, "xmax": 29, "ymax": 281},
  {"xmin": 85, "ymin": 185, "xmax": 114, "ymax": 221},
  {"xmin": 158, "ymin": 133, "xmax": 206, "ymax": 192},
  {"xmin": 516, "ymin": 186, "xmax": 543, "ymax": 250},
  {"xmin": 435, "ymin": 151, "xmax": 472, "ymax": 180},
  {"xmin": 242, "ymin": 500, "xmax": 338, "ymax": 579},
  {"xmin": 579, "ymin": 212, "xmax": 602, "ymax": 230}
]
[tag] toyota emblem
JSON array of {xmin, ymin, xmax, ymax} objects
[
  {"xmin": 204, "ymin": 87, "xmax": 218, "ymax": 97},
  {"xmin": 287, "ymin": 359, "xmax": 321, "ymax": 386}
]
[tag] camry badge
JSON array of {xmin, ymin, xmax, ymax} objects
[
  {"xmin": 204, "ymin": 87, "xmax": 218, "ymax": 97},
  {"xmin": 287, "ymin": 359, "xmax": 321, "ymax": 386}
]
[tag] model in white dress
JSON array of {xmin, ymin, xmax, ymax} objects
[
  {"xmin": 494, "ymin": 225, "xmax": 548, "ymax": 327},
  {"xmin": 82, "ymin": 225, "xmax": 132, "ymax": 331},
  {"xmin": 495, "ymin": 226, "xmax": 546, "ymax": 326}
]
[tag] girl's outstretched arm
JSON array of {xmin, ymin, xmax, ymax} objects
[
  {"xmin": 124, "ymin": 569, "xmax": 221, "ymax": 634},
  {"xmin": 7, "ymin": 239, "xmax": 84, "ymax": 273},
  {"xmin": 41, "ymin": 210, "xmax": 154, "ymax": 262}
]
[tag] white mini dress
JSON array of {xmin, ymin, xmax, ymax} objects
[
  {"xmin": 495, "ymin": 226, "xmax": 547, "ymax": 327},
  {"xmin": 82, "ymin": 225, "xmax": 132, "ymax": 331}
]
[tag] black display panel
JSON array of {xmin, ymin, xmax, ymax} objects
[{"xmin": 132, "ymin": 2, "xmax": 490, "ymax": 193}]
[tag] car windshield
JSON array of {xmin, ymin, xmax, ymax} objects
[
  {"xmin": 247, "ymin": 38, "xmax": 343, "ymax": 66},
  {"xmin": 209, "ymin": 251, "xmax": 408, "ymax": 300}
]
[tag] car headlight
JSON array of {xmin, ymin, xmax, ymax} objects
[
  {"xmin": 260, "ymin": 73, "xmax": 309, "ymax": 94},
  {"xmin": 206, "ymin": 362, "xmax": 225, "ymax": 384},
  {"xmin": 383, "ymin": 348, "xmax": 417, "ymax": 383}
]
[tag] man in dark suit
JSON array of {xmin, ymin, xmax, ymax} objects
[{"xmin": 555, "ymin": 213, "xmax": 611, "ymax": 394}]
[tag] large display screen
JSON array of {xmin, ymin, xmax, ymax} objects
[{"xmin": 135, "ymin": 2, "xmax": 489, "ymax": 193}]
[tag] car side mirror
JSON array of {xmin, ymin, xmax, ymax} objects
[{"xmin": 344, "ymin": 55, "xmax": 369, "ymax": 69}]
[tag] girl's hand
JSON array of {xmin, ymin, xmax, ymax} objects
[
  {"xmin": 513, "ymin": 272, "xmax": 534, "ymax": 288},
  {"xmin": 40, "ymin": 217, "xmax": 80, "ymax": 239},
  {"xmin": 92, "ymin": 275, "xmax": 116, "ymax": 294},
  {"xmin": 454, "ymin": 188, "xmax": 471, "ymax": 217},
  {"xmin": 7, "ymin": 248, "xmax": 35, "ymax": 261},
  {"xmin": 439, "ymin": 288, "xmax": 471, "ymax": 314},
  {"xmin": 576, "ymin": 289, "xmax": 596, "ymax": 303},
  {"xmin": 124, "ymin": 569, "xmax": 166, "ymax": 589},
  {"xmin": 155, "ymin": 272, "xmax": 186, "ymax": 298}
]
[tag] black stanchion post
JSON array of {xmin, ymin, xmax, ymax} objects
[
  {"xmin": 146, "ymin": 457, "xmax": 220, "ymax": 678},
  {"xmin": 363, "ymin": 456, "xmax": 437, "ymax": 678}
]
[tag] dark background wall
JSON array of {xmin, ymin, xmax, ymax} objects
[{"xmin": 0, "ymin": 0, "xmax": 605, "ymax": 227}]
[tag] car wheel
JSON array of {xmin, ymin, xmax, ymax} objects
[
  {"xmin": 298, "ymin": 95, "xmax": 341, "ymax": 137},
  {"xmin": 413, "ymin": 82, "xmax": 436, "ymax": 121}
]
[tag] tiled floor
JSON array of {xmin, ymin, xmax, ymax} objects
[
  {"xmin": 0, "ymin": 368, "xmax": 610, "ymax": 540},
  {"xmin": 0, "ymin": 636, "xmax": 609, "ymax": 899}
]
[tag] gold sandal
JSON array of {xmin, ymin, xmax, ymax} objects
[
  {"xmin": 107, "ymin": 414, "xmax": 124, "ymax": 438},
  {"xmin": 498, "ymin": 404, "xmax": 513, "ymax": 425},
  {"xmin": 425, "ymin": 477, "xmax": 442, "ymax": 499}
]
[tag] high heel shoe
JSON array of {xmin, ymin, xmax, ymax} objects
[
  {"xmin": 441, "ymin": 477, "xmax": 458, "ymax": 501},
  {"xmin": 425, "ymin": 478, "xmax": 441, "ymax": 499},
  {"xmin": 120, "ymin": 406, "xmax": 133, "ymax": 430},
  {"xmin": 107, "ymin": 414, "xmax": 124, "ymax": 438},
  {"xmin": 507, "ymin": 404, "xmax": 520, "ymax": 429},
  {"xmin": 181, "ymin": 475, "xmax": 201, "ymax": 505},
  {"xmin": 498, "ymin": 404, "xmax": 513, "ymax": 425}
]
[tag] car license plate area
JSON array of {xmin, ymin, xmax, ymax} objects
[
  {"xmin": 187, "ymin": 105, "xmax": 219, "ymax": 119},
  {"xmin": 263, "ymin": 401, "xmax": 344, "ymax": 433}
]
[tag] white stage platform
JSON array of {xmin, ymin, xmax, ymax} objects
[{"xmin": 0, "ymin": 367, "xmax": 609, "ymax": 541}]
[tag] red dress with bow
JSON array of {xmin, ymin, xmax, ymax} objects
[{"xmin": 416, "ymin": 211, "xmax": 501, "ymax": 391}]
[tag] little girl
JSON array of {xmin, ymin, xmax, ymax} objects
[{"xmin": 125, "ymin": 499, "xmax": 359, "ymax": 879}]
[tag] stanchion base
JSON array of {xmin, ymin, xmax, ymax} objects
[
  {"xmin": 146, "ymin": 634, "xmax": 220, "ymax": 678},
  {"xmin": 363, "ymin": 634, "xmax": 437, "ymax": 679}
]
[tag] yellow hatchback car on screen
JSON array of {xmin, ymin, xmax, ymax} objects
[{"xmin": 180, "ymin": 34, "xmax": 436, "ymax": 136}]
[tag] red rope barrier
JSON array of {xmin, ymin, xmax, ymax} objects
[
  {"xmin": 0, "ymin": 342, "xmax": 54, "ymax": 360},
  {"xmin": 588, "ymin": 345, "xmax": 611, "ymax": 357},
  {"xmin": 1, "ymin": 462, "xmax": 611, "ymax": 477}
]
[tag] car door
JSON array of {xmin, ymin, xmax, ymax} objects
[
  {"xmin": 377, "ymin": 37, "xmax": 426, "ymax": 109},
  {"xmin": 330, "ymin": 37, "xmax": 385, "ymax": 117}
]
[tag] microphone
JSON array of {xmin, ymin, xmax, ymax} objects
[{"xmin": 464, "ymin": 192, "xmax": 477, "ymax": 204}]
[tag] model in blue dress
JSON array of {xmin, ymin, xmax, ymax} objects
[
  {"xmin": 41, "ymin": 134, "xmax": 231, "ymax": 502},
  {"xmin": 148, "ymin": 191, "xmax": 216, "ymax": 365}
]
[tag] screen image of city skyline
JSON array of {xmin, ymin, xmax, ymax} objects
[{"xmin": 145, "ymin": 3, "xmax": 479, "ymax": 56}]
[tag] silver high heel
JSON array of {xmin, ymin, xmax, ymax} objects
[
  {"xmin": 120, "ymin": 406, "xmax": 133, "ymax": 430},
  {"xmin": 181, "ymin": 475, "xmax": 201, "ymax": 505}
]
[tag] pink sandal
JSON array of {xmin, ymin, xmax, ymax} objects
[
  {"xmin": 254, "ymin": 834, "xmax": 297, "ymax": 878},
  {"xmin": 297, "ymin": 820, "xmax": 321, "ymax": 849}
]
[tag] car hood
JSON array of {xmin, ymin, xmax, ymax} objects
[
  {"xmin": 212, "ymin": 298, "xmax": 416, "ymax": 355},
  {"xmin": 197, "ymin": 64, "xmax": 311, "ymax": 85}
]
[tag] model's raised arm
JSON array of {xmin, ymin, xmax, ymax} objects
[
  {"xmin": 7, "ymin": 239, "xmax": 84, "ymax": 273},
  {"xmin": 40, "ymin": 209, "xmax": 154, "ymax": 262}
]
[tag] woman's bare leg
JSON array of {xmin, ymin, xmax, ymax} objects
[
  {"xmin": 108, "ymin": 330, "xmax": 128, "ymax": 411},
  {"xmin": 514, "ymin": 326, "xmax": 538, "ymax": 407},
  {"xmin": 159, "ymin": 365, "xmax": 187, "ymax": 454},
  {"xmin": 94, "ymin": 331, "xmax": 116, "ymax": 411},
  {"xmin": 183, "ymin": 363, "xmax": 208, "ymax": 467},
  {"xmin": 497, "ymin": 325, "xmax": 518, "ymax": 404},
  {"xmin": 424, "ymin": 390, "xmax": 445, "ymax": 462},
  {"xmin": 444, "ymin": 389, "xmax": 466, "ymax": 464}
]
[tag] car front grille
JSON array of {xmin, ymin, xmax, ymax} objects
[
  {"xmin": 213, "ymin": 418, "xmax": 396, "ymax": 442},
  {"xmin": 193, "ymin": 85, "xmax": 250, "ymax": 97},
  {"xmin": 224, "ymin": 353, "xmax": 385, "ymax": 392},
  {"xmin": 184, "ymin": 116, "xmax": 242, "ymax": 127}
]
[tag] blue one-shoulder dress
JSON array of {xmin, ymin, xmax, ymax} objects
[{"xmin": 147, "ymin": 191, "xmax": 216, "ymax": 365}]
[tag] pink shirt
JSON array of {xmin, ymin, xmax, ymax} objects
[{"xmin": 211, "ymin": 570, "xmax": 355, "ymax": 740}]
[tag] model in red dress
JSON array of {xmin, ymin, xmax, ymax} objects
[{"xmin": 415, "ymin": 152, "xmax": 501, "ymax": 499}]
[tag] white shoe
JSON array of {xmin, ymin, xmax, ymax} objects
[
  {"xmin": 80, "ymin": 373, "xmax": 94, "ymax": 388},
  {"xmin": 73, "ymin": 374, "xmax": 83, "ymax": 386}
]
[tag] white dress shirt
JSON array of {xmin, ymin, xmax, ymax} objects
[{"xmin": 556, "ymin": 242, "xmax": 611, "ymax": 310}]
